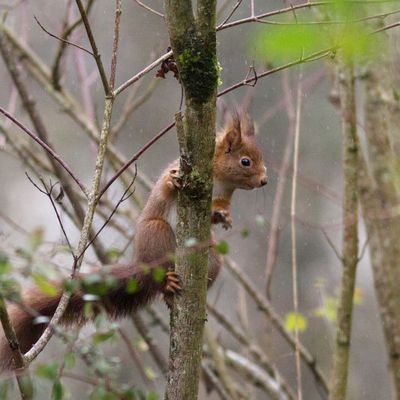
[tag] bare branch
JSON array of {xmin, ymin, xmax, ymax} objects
[
  {"xmin": 52, "ymin": 0, "xmax": 95, "ymax": 89},
  {"xmin": 265, "ymin": 71, "xmax": 295, "ymax": 298},
  {"xmin": 113, "ymin": 49, "xmax": 172, "ymax": 96},
  {"xmin": 109, "ymin": 0, "xmax": 122, "ymax": 90},
  {"xmin": 133, "ymin": 0, "xmax": 164, "ymax": 18},
  {"xmin": 25, "ymin": 173, "xmax": 75, "ymax": 257},
  {"xmin": 75, "ymin": 0, "xmax": 111, "ymax": 96},
  {"xmin": 99, "ymin": 122, "xmax": 174, "ymax": 199},
  {"xmin": 321, "ymin": 228, "xmax": 343, "ymax": 262},
  {"xmin": 0, "ymin": 296, "xmax": 32, "ymax": 399},
  {"xmin": 34, "ymin": 16, "xmax": 94, "ymax": 57},
  {"xmin": 216, "ymin": 0, "xmax": 243, "ymax": 29},
  {"xmin": 0, "ymin": 106, "xmax": 87, "ymax": 195}
]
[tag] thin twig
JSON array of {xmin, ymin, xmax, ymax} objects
[
  {"xmin": 51, "ymin": 0, "xmax": 95, "ymax": 88},
  {"xmin": 75, "ymin": 0, "xmax": 111, "ymax": 96},
  {"xmin": 133, "ymin": 0, "xmax": 164, "ymax": 18},
  {"xmin": 113, "ymin": 49, "xmax": 172, "ymax": 96},
  {"xmin": 99, "ymin": 122, "xmax": 174, "ymax": 199},
  {"xmin": 321, "ymin": 228, "xmax": 342, "ymax": 262},
  {"xmin": 77, "ymin": 174, "xmax": 136, "ymax": 260},
  {"xmin": 290, "ymin": 63, "xmax": 304, "ymax": 400},
  {"xmin": 217, "ymin": 0, "xmax": 244, "ymax": 29},
  {"xmin": 25, "ymin": 173, "xmax": 76, "ymax": 257},
  {"xmin": 218, "ymin": 1, "xmax": 400, "ymax": 30},
  {"xmin": 0, "ymin": 106, "xmax": 87, "ymax": 195},
  {"xmin": 34, "ymin": 16, "xmax": 94, "ymax": 57},
  {"xmin": 265, "ymin": 71, "xmax": 295, "ymax": 298}
]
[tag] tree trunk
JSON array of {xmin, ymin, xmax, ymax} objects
[
  {"xmin": 163, "ymin": 1, "xmax": 218, "ymax": 399},
  {"xmin": 358, "ymin": 30, "xmax": 400, "ymax": 399}
]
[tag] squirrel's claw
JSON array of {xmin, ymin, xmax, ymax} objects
[
  {"xmin": 163, "ymin": 271, "xmax": 182, "ymax": 295},
  {"xmin": 163, "ymin": 271, "xmax": 182, "ymax": 309},
  {"xmin": 211, "ymin": 209, "xmax": 233, "ymax": 230}
]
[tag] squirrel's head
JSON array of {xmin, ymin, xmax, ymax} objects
[{"xmin": 214, "ymin": 111, "xmax": 268, "ymax": 191}]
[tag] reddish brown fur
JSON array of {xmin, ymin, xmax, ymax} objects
[{"xmin": 0, "ymin": 111, "xmax": 267, "ymax": 372}]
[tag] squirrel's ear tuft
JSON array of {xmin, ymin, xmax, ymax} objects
[
  {"xmin": 240, "ymin": 112, "xmax": 255, "ymax": 137},
  {"xmin": 222, "ymin": 111, "xmax": 242, "ymax": 152}
]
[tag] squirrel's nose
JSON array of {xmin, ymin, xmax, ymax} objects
[{"xmin": 260, "ymin": 176, "xmax": 268, "ymax": 186}]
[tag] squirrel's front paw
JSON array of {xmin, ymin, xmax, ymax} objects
[
  {"xmin": 166, "ymin": 169, "xmax": 182, "ymax": 190},
  {"xmin": 211, "ymin": 209, "xmax": 233, "ymax": 230},
  {"xmin": 162, "ymin": 271, "xmax": 182, "ymax": 308}
]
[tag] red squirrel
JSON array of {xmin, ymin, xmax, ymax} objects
[{"xmin": 0, "ymin": 111, "xmax": 267, "ymax": 371}]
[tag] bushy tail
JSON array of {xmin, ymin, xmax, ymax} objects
[{"xmin": 0, "ymin": 264, "xmax": 163, "ymax": 372}]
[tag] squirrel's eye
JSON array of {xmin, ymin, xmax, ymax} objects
[{"xmin": 240, "ymin": 157, "xmax": 251, "ymax": 167}]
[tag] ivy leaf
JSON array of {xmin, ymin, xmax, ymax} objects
[{"xmin": 285, "ymin": 312, "xmax": 308, "ymax": 333}]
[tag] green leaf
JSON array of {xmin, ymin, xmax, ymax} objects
[
  {"xmin": 255, "ymin": 2, "xmax": 380, "ymax": 65},
  {"xmin": 0, "ymin": 253, "xmax": 11, "ymax": 275},
  {"xmin": 36, "ymin": 362, "xmax": 59, "ymax": 380},
  {"xmin": 146, "ymin": 392, "xmax": 159, "ymax": 400},
  {"xmin": 256, "ymin": 24, "xmax": 327, "ymax": 64},
  {"xmin": 152, "ymin": 267, "xmax": 166, "ymax": 283},
  {"xmin": 32, "ymin": 274, "xmax": 58, "ymax": 297},
  {"xmin": 285, "ymin": 312, "xmax": 308, "ymax": 333},
  {"xmin": 93, "ymin": 331, "xmax": 115, "ymax": 344},
  {"xmin": 126, "ymin": 278, "xmax": 138, "ymax": 294},
  {"xmin": 52, "ymin": 380, "xmax": 63, "ymax": 400},
  {"xmin": 216, "ymin": 240, "xmax": 229, "ymax": 255},
  {"xmin": 84, "ymin": 302, "xmax": 95, "ymax": 319}
]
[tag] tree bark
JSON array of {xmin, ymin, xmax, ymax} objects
[
  {"xmin": 163, "ymin": 1, "xmax": 218, "ymax": 399},
  {"xmin": 329, "ymin": 59, "xmax": 359, "ymax": 400},
  {"xmin": 359, "ymin": 46, "xmax": 400, "ymax": 397}
]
